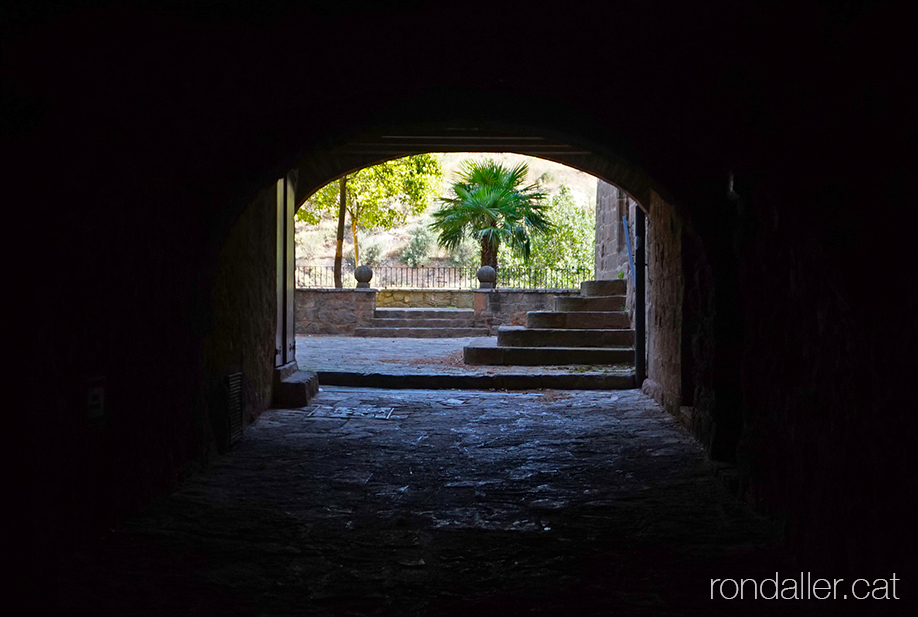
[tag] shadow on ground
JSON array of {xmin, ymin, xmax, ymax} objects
[{"xmin": 54, "ymin": 388, "xmax": 842, "ymax": 616}]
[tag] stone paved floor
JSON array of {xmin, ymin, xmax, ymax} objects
[
  {"xmin": 54, "ymin": 388, "xmax": 836, "ymax": 616},
  {"xmin": 296, "ymin": 336, "xmax": 632, "ymax": 376}
]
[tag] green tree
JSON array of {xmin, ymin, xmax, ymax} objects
[
  {"xmin": 498, "ymin": 185, "xmax": 595, "ymax": 273},
  {"xmin": 400, "ymin": 225, "xmax": 434, "ymax": 268},
  {"xmin": 296, "ymin": 154, "xmax": 442, "ymax": 286},
  {"xmin": 429, "ymin": 159, "xmax": 551, "ymax": 270}
]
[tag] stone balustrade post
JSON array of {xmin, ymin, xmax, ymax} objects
[
  {"xmin": 476, "ymin": 266, "xmax": 496, "ymax": 289},
  {"xmin": 354, "ymin": 265, "xmax": 373, "ymax": 289}
]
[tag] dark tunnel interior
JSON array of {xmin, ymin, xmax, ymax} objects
[{"xmin": 4, "ymin": 1, "xmax": 915, "ymax": 614}]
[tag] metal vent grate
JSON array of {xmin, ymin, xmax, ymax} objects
[{"xmin": 226, "ymin": 373, "xmax": 243, "ymax": 446}]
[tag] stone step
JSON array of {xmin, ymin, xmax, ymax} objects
[
  {"xmin": 580, "ymin": 279, "xmax": 626, "ymax": 297},
  {"xmin": 526, "ymin": 311, "xmax": 631, "ymax": 329},
  {"xmin": 369, "ymin": 317, "xmax": 476, "ymax": 328},
  {"xmin": 354, "ymin": 327, "xmax": 490, "ymax": 338},
  {"xmin": 317, "ymin": 370, "xmax": 635, "ymax": 390},
  {"xmin": 272, "ymin": 370, "xmax": 319, "ymax": 407},
  {"xmin": 554, "ymin": 295, "xmax": 626, "ymax": 312},
  {"xmin": 373, "ymin": 308, "xmax": 475, "ymax": 319},
  {"xmin": 497, "ymin": 326, "xmax": 634, "ymax": 348},
  {"xmin": 464, "ymin": 344, "xmax": 634, "ymax": 366}
]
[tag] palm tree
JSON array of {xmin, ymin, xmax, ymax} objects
[{"xmin": 430, "ymin": 159, "xmax": 551, "ymax": 270}]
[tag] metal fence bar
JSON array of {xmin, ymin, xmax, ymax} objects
[{"xmin": 295, "ymin": 265, "xmax": 591, "ymax": 290}]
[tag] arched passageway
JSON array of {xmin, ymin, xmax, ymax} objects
[
  {"xmin": 8, "ymin": 3, "xmax": 914, "ymax": 611},
  {"xmin": 261, "ymin": 121, "xmax": 730, "ymax": 458}
]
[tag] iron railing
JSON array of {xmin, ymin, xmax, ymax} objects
[
  {"xmin": 496, "ymin": 266, "xmax": 593, "ymax": 289},
  {"xmin": 296, "ymin": 265, "xmax": 592, "ymax": 290},
  {"xmin": 296, "ymin": 266, "xmax": 356, "ymax": 289}
]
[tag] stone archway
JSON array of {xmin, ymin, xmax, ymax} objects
[{"xmin": 279, "ymin": 120, "xmax": 723, "ymax": 457}]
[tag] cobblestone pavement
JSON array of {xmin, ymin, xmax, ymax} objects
[
  {"xmin": 296, "ymin": 336, "xmax": 632, "ymax": 376},
  {"xmin": 55, "ymin": 388, "xmax": 834, "ymax": 616}
]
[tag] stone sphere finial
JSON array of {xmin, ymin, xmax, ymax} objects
[
  {"xmin": 354, "ymin": 265, "xmax": 373, "ymax": 288},
  {"xmin": 476, "ymin": 265, "xmax": 496, "ymax": 289}
]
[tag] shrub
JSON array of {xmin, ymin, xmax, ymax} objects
[{"xmin": 400, "ymin": 226, "xmax": 434, "ymax": 267}]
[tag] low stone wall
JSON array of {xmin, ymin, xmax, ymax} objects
[
  {"xmin": 296, "ymin": 288, "xmax": 583, "ymax": 336},
  {"xmin": 295, "ymin": 289, "xmax": 376, "ymax": 335},
  {"xmin": 474, "ymin": 289, "xmax": 580, "ymax": 334},
  {"xmin": 375, "ymin": 289, "xmax": 473, "ymax": 309}
]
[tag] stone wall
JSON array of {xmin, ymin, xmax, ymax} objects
[
  {"xmin": 375, "ymin": 289, "xmax": 473, "ymax": 308},
  {"xmin": 205, "ymin": 184, "xmax": 277, "ymax": 437},
  {"xmin": 730, "ymin": 180, "xmax": 916, "ymax": 577},
  {"xmin": 595, "ymin": 180, "xmax": 639, "ymax": 330},
  {"xmin": 679, "ymin": 227, "xmax": 717, "ymax": 450},
  {"xmin": 295, "ymin": 289, "xmax": 376, "ymax": 335},
  {"xmin": 473, "ymin": 289, "xmax": 580, "ymax": 334},
  {"xmin": 597, "ymin": 183, "xmax": 690, "ymax": 436},
  {"xmin": 595, "ymin": 180, "xmax": 632, "ymax": 280},
  {"xmin": 642, "ymin": 191, "xmax": 683, "ymax": 418},
  {"xmin": 295, "ymin": 288, "xmax": 580, "ymax": 335}
]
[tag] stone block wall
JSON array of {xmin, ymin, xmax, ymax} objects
[
  {"xmin": 594, "ymin": 180, "xmax": 691, "ymax": 436},
  {"xmin": 679, "ymin": 228, "xmax": 716, "ymax": 449},
  {"xmin": 596, "ymin": 180, "xmax": 640, "ymax": 330},
  {"xmin": 295, "ymin": 288, "xmax": 582, "ymax": 335},
  {"xmin": 729, "ymin": 182, "xmax": 916, "ymax": 577},
  {"xmin": 643, "ymin": 190, "xmax": 683, "ymax": 418},
  {"xmin": 375, "ymin": 289, "xmax": 474, "ymax": 308},
  {"xmin": 205, "ymin": 184, "xmax": 277, "ymax": 432},
  {"xmin": 295, "ymin": 289, "xmax": 376, "ymax": 335},
  {"xmin": 473, "ymin": 289, "xmax": 580, "ymax": 334},
  {"xmin": 595, "ymin": 180, "xmax": 632, "ymax": 280},
  {"xmin": 597, "ymin": 181, "xmax": 685, "ymax": 423}
]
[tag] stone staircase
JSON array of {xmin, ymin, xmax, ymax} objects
[
  {"xmin": 463, "ymin": 279, "xmax": 634, "ymax": 365},
  {"xmin": 354, "ymin": 308, "xmax": 491, "ymax": 338}
]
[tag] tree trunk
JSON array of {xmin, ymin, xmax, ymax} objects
[
  {"xmin": 351, "ymin": 219, "xmax": 360, "ymax": 267},
  {"xmin": 334, "ymin": 176, "xmax": 346, "ymax": 288},
  {"xmin": 480, "ymin": 239, "xmax": 498, "ymax": 270}
]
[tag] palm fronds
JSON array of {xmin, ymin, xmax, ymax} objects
[{"xmin": 429, "ymin": 159, "xmax": 551, "ymax": 269}]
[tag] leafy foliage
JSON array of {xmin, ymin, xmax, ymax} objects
[
  {"xmin": 400, "ymin": 225, "xmax": 434, "ymax": 268},
  {"xmin": 344, "ymin": 241, "xmax": 384, "ymax": 269},
  {"xmin": 430, "ymin": 159, "xmax": 551, "ymax": 269},
  {"xmin": 295, "ymin": 202, "xmax": 324, "ymax": 226},
  {"xmin": 296, "ymin": 154, "xmax": 443, "ymax": 264},
  {"xmin": 297, "ymin": 154, "xmax": 443, "ymax": 229},
  {"xmin": 497, "ymin": 185, "xmax": 595, "ymax": 273}
]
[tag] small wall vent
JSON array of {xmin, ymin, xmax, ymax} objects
[{"xmin": 226, "ymin": 372, "xmax": 243, "ymax": 446}]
